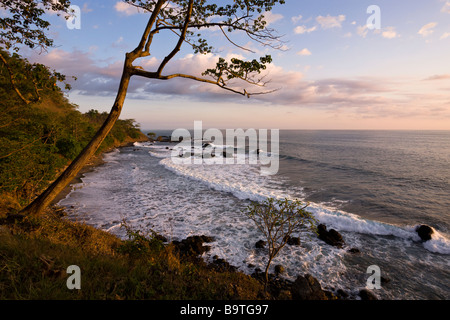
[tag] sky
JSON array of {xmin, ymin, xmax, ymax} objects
[{"xmin": 21, "ymin": 0, "xmax": 450, "ymax": 130}]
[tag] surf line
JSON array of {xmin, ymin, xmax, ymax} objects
[{"xmin": 170, "ymin": 121, "xmax": 279, "ymax": 176}]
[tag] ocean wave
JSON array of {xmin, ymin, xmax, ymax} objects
[{"xmin": 153, "ymin": 150, "xmax": 450, "ymax": 255}]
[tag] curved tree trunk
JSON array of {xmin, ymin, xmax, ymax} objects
[{"xmin": 21, "ymin": 56, "xmax": 133, "ymax": 216}]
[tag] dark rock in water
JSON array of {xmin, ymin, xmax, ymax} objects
[
  {"xmin": 284, "ymin": 235, "xmax": 301, "ymax": 246},
  {"xmin": 172, "ymin": 235, "xmax": 215, "ymax": 257},
  {"xmin": 210, "ymin": 256, "xmax": 237, "ymax": 273},
  {"xmin": 359, "ymin": 289, "xmax": 378, "ymax": 300},
  {"xmin": 336, "ymin": 289, "xmax": 349, "ymax": 299},
  {"xmin": 381, "ymin": 276, "xmax": 390, "ymax": 285},
  {"xmin": 317, "ymin": 224, "xmax": 345, "ymax": 248},
  {"xmin": 415, "ymin": 225, "xmax": 434, "ymax": 242},
  {"xmin": 348, "ymin": 248, "xmax": 360, "ymax": 254},
  {"xmin": 255, "ymin": 240, "xmax": 266, "ymax": 249},
  {"xmin": 291, "ymin": 274, "xmax": 329, "ymax": 300}
]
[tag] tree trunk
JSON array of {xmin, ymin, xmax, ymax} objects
[
  {"xmin": 20, "ymin": 55, "xmax": 133, "ymax": 216},
  {"xmin": 264, "ymin": 255, "xmax": 274, "ymax": 292}
]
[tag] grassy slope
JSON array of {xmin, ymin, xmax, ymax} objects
[{"xmin": 0, "ymin": 209, "xmax": 266, "ymax": 300}]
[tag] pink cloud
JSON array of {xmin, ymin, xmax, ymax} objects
[{"xmin": 26, "ymin": 48, "xmax": 450, "ymax": 121}]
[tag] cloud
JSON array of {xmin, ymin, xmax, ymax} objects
[
  {"xmin": 382, "ymin": 27, "xmax": 398, "ymax": 39},
  {"xmin": 114, "ymin": 1, "xmax": 142, "ymax": 16},
  {"xmin": 294, "ymin": 25, "xmax": 317, "ymax": 34},
  {"xmin": 112, "ymin": 36, "xmax": 126, "ymax": 48},
  {"xmin": 24, "ymin": 48, "xmax": 450, "ymax": 122},
  {"xmin": 82, "ymin": 3, "xmax": 93, "ymax": 13},
  {"xmin": 316, "ymin": 14, "xmax": 345, "ymax": 29},
  {"xmin": 441, "ymin": 32, "xmax": 450, "ymax": 40},
  {"xmin": 262, "ymin": 11, "xmax": 283, "ymax": 25},
  {"xmin": 291, "ymin": 14, "xmax": 302, "ymax": 24},
  {"xmin": 297, "ymin": 48, "xmax": 312, "ymax": 56},
  {"xmin": 357, "ymin": 25, "xmax": 368, "ymax": 38},
  {"xmin": 418, "ymin": 22, "xmax": 438, "ymax": 37},
  {"xmin": 442, "ymin": 1, "xmax": 450, "ymax": 13},
  {"xmin": 423, "ymin": 74, "xmax": 450, "ymax": 81}
]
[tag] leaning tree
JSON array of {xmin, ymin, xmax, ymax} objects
[{"xmin": 21, "ymin": 0, "xmax": 286, "ymax": 216}]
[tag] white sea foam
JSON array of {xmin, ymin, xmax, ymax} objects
[
  {"xmin": 152, "ymin": 144, "xmax": 450, "ymax": 256},
  {"xmin": 59, "ymin": 135, "xmax": 450, "ymax": 299},
  {"xmin": 421, "ymin": 228, "xmax": 450, "ymax": 255}
]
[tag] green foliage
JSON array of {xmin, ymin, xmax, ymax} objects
[
  {"xmin": 125, "ymin": 0, "xmax": 285, "ymax": 96},
  {"xmin": 0, "ymin": 48, "xmax": 74, "ymax": 104},
  {"xmin": 0, "ymin": 51, "xmax": 145, "ymax": 208},
  {"xmin": 0, "ymin": 0, "xmax": 71, "ymax": 52},
  {"xmin": 55, "ymin": 137, "xmax": 82, "ymax": 159},
  {"xmin": 117, "ymin": 221, "xmax": 166, "ymax": 257},
  {"xmin": 203, "ymin": 55, "xmax": 272, "ymax": 86},
  {"xmin": 243, "ymin": 197, "xmax": 317, "ymax": 286}
]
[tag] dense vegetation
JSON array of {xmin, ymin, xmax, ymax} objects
[
  {"xmin": 0, "ymin": 50, "xmax": 268, "ymax": 301},
  {"xmin": 0, "ymin": 50, "xmax": 146, "ymax": 211}
]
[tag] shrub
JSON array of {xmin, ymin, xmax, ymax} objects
[
  {"xmin": 243, "ymin": 197, "xmax": 317, "ymax": 288},
  {"xmin": 56, "ymin": 137, "xmax": 82, "ymax": 159}
]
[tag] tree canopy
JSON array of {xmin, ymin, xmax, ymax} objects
[
  {"xmin": 0, "ymin": 50, "xmax": 143, "ymax": 209},
  {"xmin": 0, "ymin": 0, "xmax": 73, "ymax": 104},
  {"xmin": 0, "ymin": 0, "xmax": 71, "ymax": 52},
  {"xmin": 19, "ymin": 0, "xmax": 287, "ymax": 215},
  {"xmin": 124, "ymin": 0, "xmax": 285, "ymax": 97}
]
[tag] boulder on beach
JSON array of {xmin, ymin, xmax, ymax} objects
[
  {"xmin": 415, "ymin": 225, "xmax": 434, "ymax": 242},
  {"xmin": 290, "ymin": 274, "xmax": 329, "ymax": 300},
  {"xmin": 317, "ymin": 224, "xmax": 345, "ymax": 248}
]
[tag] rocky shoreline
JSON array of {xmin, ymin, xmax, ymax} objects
[
  {"xmin": 52, "ymin": 137, "xmax": 438, "ymax": 301},
  {"xmin": 158, "ymin": 227, "xmax": 373, "ymax": 300},
  {"xmin": 163, "ymin": 221, "xmax": 437, "ymax": 300}
]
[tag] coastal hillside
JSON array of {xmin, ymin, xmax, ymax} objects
[
  {"xmin": 0, "ymin": 52, "xmax": 271, "ymax": 301},
  {"xmin": 0, "ymin": 51, "xmax": 337, "ymax": 302},
  {"xmin": 0, "ymin": 50, "xmax": 148, "ymax": 213}
]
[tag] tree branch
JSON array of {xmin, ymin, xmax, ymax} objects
[
  {"xmin": 131, "ymin": 66, "xmax": 278, "ymax": 98},
  {"xmin": 131, "ymin": 0, "xmax": 167, "ymax": 58},
  {"xmin": 156, "ymin": 0, "xmax": 194, "ymax": 76}
]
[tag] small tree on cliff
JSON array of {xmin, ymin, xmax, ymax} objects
[
  {"xmin": 21, "ymin": 0, "xmax": 286, "ymax": 216},
  {"xmin": 243, "ymin": 198, "xmax": 317, "ymax": 289}
]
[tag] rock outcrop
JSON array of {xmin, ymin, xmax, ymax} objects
[
  {"xmin": 317, "ymin": 224, "xmax": 345, "ymax": 248},
  {"xmin": 290, "ymin": 274, "xmax": 332, "ymax": 300},
  {"xmin": 415, "ymin": 225, "xmax": 434, "ymax": 242},
  {"xmin": 172, "ymin": 235, "xmax": 215, "ymax": 257}
]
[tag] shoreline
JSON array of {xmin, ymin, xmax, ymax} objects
[{"xmin": 52, "ymin": 138, "xmax": 148, "ymax": 206}]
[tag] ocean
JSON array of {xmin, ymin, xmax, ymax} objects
[{"xmin": 59, "ymin": 130, "xmax": 450, "ymax": 300}]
